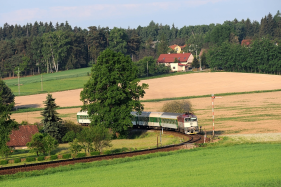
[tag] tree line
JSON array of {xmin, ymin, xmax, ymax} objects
[
  {"xmin": 0, "ymin": 11, "xmax": 281, "ymax": 78},
  {"xmin": 207, "ymin": 38, "xmax": 281, "ymax": 74}
]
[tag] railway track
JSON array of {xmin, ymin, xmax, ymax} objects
[{"xmin": 0, "ymin": 130, "xmax": 205, "ymax": 176}]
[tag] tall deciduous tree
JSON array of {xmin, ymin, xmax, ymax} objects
[
  {"xmin": 80, "ymin": 49, "xmax": 148, "ymax": 136},
  {"xmin": 41, "ymin": 94, "xmax": 65, "ymax": 142}
]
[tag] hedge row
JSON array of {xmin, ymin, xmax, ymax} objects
[{"xmin": 0, "ymin": 151, "xmax": 106, "ymax": 165}]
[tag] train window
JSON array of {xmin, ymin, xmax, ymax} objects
[
  {"xmin": 191, "ymin": 117, "xmax": 197, "ymax": 121},
  {"xmin": 185, "ymin": 118, "xmax": 190, "ymax": 122}
]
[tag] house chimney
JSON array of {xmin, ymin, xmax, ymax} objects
[
  {"xmin": 183, "ymin": 52, "xmax": 184, "ymax": 54},
  {"xmin": 168, "ymin": 52, "xmax": 170, "ymax": 54}
]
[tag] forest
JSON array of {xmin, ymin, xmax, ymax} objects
[{"xmin": 0, "ymin": 11, "xmax": 281, "ymax": 78}]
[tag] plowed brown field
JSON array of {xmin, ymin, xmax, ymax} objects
[{"xmin": 12, "ymin": 72, "xmax": 281, "ymax": 135}]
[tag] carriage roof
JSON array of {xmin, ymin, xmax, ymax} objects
[{"xmin": 77, "ymin": 111, "xmax": 88, "ymax": 115}]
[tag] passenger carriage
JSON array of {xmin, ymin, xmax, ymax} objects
[{"xmin": 77, "ymin": 111, "xmax": 199, "ymax": 134}]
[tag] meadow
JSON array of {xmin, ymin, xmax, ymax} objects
[{"xmin": 1, "ymin": 142, "xmax": 280, "ymax": 186}]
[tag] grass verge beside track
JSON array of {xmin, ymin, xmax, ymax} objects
[{"xmin": 0, "ymin": 142, "xmax": 280, "ymax": 186}]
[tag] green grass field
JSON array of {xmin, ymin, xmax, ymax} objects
[{"xmin": 1, "ymin": 143, "xmax": 280, "ymax": 186}]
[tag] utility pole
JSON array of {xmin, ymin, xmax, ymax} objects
[
  {"xmin": 211, "ymin": 94, "xmax": 222, "ymax": 137},
  {"xmin": 17, "ymin": 67, "xmax": 20, "ymax": 96}
]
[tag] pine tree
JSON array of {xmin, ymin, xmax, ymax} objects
[
  {"xmin": 157, "ymin": 33, "xmax": 169, "ymax": 55},
  {"xmin": 267, "ymin": 13, "xmax": 274, "ymax": 37},
  {"xmin": 41, "ymin": 94, "xmax": 65, "ymax": 142}
]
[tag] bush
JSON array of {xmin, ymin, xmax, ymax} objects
[
  {"xmin": 37, "ymin": 156, "xmax": 45, "ymax": 161},
  {"xmin": 103, "ymin": 150, "xmax": 112, "ymax": 155},
  {"xmin": 62, "ymin": 120, "xmax": 83, "ymax": 133},
  {"xmin": 50, "ymin": 155, "xmax": 58, "ymax": 160},
  {"xmin": 0, "ymin": 160, "xmax": 9, "ymax": 165},
  {"xmin": 162, "ymin": 100, "xmax": 193, "ymax": 114},
  {"xmin": 62, "ymin": 154, "xmax": 72, "ymax": 159},
  {"xmin": 14, "ymin": 158, "xmax": 21, "ymax": 163},
  {"xmin": 90, "ymin": 151, "xmax": 100, "ymax": 156},
  {"xmin": 62, "ymin": 131, "xmax": 76, "ymax": 143},
  {"xmin": 76, "ymin": 153, "xmax": 86, "ymax": 158},
  {"xmin": 26, "ymin": 157, "xmax": 36, "ymax": 162}
]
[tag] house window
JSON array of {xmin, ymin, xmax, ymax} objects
[{"xmin": 173, "ymin": 67, "xmax": 175, "ymax": 69}]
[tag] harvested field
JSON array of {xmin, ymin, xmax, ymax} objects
[
  {"xmin": 11, "ymin": 72, "xmax": 281, "ymax": 135},
  {"xmin": 12, "ymin": 91, "xmax": 281, "ymax": 135},
  {"xmin": 15, "ymin": 72, "xmax": 281, "ymax": 108}
]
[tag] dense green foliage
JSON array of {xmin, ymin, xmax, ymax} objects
[
  {"xmin": 1, "ymin": 11, "xmax": 281, "ymax": 78},
  {"xmin": 0, "ymin": 144, "xmax": 280, "ymax": 186},
  {"xmin": 0, "ymin": 80, "xmax": 18, "ymax": 159},
  {"xmin": 13, "ymin": 158, "xmax": 21, "ymax": 163},
  {"xmin": 207, "ymin": 38, "xmax": 281, "ymax": 74},
  {"xmin": 26, "ymin": 133, "xmax": 58, "ymax": 156},
  {"xmin": 25, "ymin": 157, "xmax": 36, "ymax": 162},
  {"xmin": 41, "ymin": 94, "xmax": 65, "ymax": 142},
  {"xmin": 80, "ymin": 49, "xmax": 147, "ymax": 135}
]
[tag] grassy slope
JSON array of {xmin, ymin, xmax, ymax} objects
[{"xmin": 1, "ymin": 143, "xmax": 280, "ymax": 186}]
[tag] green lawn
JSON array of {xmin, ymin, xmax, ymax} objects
[{"xmin": 1, "ymin": 143, "xmax": 280, "ymax": 186}]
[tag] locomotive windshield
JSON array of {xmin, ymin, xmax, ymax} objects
[
  {"xmin": 191, "ymin": 117, "xmax": 197, "ymax": 121},
  {"xmin": 185, "ymin": 117, "xmax": 197, "ymax": 122}
]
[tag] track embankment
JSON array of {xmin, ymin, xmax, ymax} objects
[{"xmin": 0, "ymin": 132, "xmax": 206, "ymax": 176}]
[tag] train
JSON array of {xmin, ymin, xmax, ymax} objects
[{"xmin": 77, "ymin": 111, "xmax": 200, "ymax": 134}]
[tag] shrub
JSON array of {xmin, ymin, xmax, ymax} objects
[
  {"xmin": 103, "ymin": 150, "xmax": 112, "ymax": 155},
  {"xmin": 37, "ymin": 156, "xmax": 45, "ymax": 161},
  {"xmin": 76, "ymin": 153, "xmax": 86, "ymax": 158},
  {"xmin": 162, "ymin": 100, "xmax": 193, "ymax": 114},
  {"xmin": 14, "ymin": 158, "xmax": 21, "ymax": 163},
  {"xmin": 62, "ymin": 154, "xmax": 72, "ymax": 159},
  {"xmin": 62, "ymin": 120, "xmax": 83, "ymax": 133},
  {"xmin": 50, "ymin": 155, "xmax": 58, "ymax": 160},
  {"xmin": 0, "ymin": 160, "xmax": 9, "ymax": 165},
  {"xmin": 90, "ymin": 151, "xmax": 100, "ymax": 156},
  {"xmin": 26, "ymin": 157, "xmax": 36, "ymax": 162},
  {"xmin": 62, "ymin": 131, "xmax": 76, "ymax": 143}
]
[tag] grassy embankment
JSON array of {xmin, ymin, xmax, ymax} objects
[
  {"xmin": 1, "ymin": 138, "xmax": 280, "ymax": 186},
  {"xmin": 0, "ymin": 131, "xmax": 181, "ymax": 167}
]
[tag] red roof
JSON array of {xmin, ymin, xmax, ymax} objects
[
  {"xmin": 169, "ymin": 44, "xmax": 178, "ymax": 50},
  {"xmin": 169, "ymin": 44, "xmax": 186, "ymax": 50},
  {"xmin": 157, "ymin": 53, "xmax": 192, "ymax": 63},
  {"xmin": 7, "ymin": 125, "xmax": 39, "ymax": 147},
  {"xmin": 241, "ymin": 39, "xmax": 252, "ymax": 46}
]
